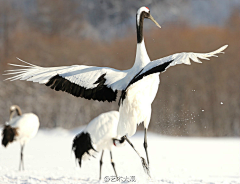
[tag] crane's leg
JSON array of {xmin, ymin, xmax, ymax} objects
[
  {"xmin": 99, "ymin": 150, "xmax": 104, "ymax": 180},
  {"xmin": 123, "ymin": 136, "xmax": 151, "ymax": 177},
  {"xmin": 110, "ymin": 151, "xmax": 117, "ymax": 177},
  {"xmin": 144, "ymin": 128, "xmax": 149, "ymax": 165},
  {"xmin": 19, "ymin": 144, "xmax": 24, "ymax": 171}
]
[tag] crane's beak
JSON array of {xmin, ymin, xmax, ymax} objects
[{"xmin": 148, "ymin": 14, "xmax": 161, "ymax": 28}]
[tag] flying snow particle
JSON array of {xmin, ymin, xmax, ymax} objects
[{"xmin": 220, "ymin": 102, "xmax": 223, "ymax": 105}]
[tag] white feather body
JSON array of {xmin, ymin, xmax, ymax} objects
[
  {"xmin": 7, "ymin": 113, "xmax": 40, "ymax": 145},
  {"xmin": 81, "ymin": 111, "xmax": 119, "ymax": 161},
  {"xmin": 85, "ymin": 111, "xmax": 119, "ymax": 151},
  {"xmin": 117, "ymin": 41, "xmax": 161, "ymax": 137},
  {"xmin": 118, "ymin": 73, "xmax": 160, "ymax": 137}
]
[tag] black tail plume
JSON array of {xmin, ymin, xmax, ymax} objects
[
  {"xmin": 72, "ymin": 132, "xmax": 96, "ymax": 167},
  {"xmin": 2, "ymin": 125, "xmax": 18, "ymax": 147}
]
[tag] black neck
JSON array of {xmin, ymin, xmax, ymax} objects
[
  {"xmin": 136, "ymin": 13, "xmax": 145, "ymax": 43},
  {"xmin": 9, "ymin": 106, "xmax": 22, "ymax": 120},
  {"xmin": 16, "ymin": 107, "xmax": 22, "ymax": 116}
]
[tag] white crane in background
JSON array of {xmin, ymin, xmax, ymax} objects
[
  {"xmin": 2, "ymin": 105, "xmax": 40, "ymax": 171},
  {"xmin": 4, "ymin": 6, "xmax": 227, "ymax": 176},
  {"xmin": 72, "ymin": 111, "xmax": 125, "ymax": 180}
]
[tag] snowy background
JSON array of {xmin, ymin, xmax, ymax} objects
[{"xmin": 0, "ymin": 128, "xmax": 239, "ymax": 184}]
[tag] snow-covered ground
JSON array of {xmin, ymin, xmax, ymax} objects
[{"xmin": 0, "ymin": 127, "xmax": 239, "ymax": 184}]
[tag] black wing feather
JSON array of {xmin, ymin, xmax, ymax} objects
[{"xmin": 46, "ymin": 74, "xmax": 117, "ymax": 102}]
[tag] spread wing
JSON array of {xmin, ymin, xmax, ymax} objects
[
  {"xmin": 119, "ymin": 45, "xmax": 228, "ymax": 104},
  {"xmin": 4, "ymin": 59, "xmax": 128, "ymax": 102}
]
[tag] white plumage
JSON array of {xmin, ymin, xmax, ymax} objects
[
  {"xmin": 7, "ymin": 113, "xmax": 39, "ymax": 145},
  {"xmin": 84, "ymin": 111, "xmax": 119, "ymax": 151},
  {"xmin": 2, "ymin": 105, "xmax": 40, "ymax": 171},
  {"xmin": 4, "ymin": 6, "xmax": 228, "ymax": 175},
  {"xmin": 72, "ymin": 111, "xmax": 124, "ymax": 180},
  {"xmin": 117, "ymin": 44, "xmax": 228, "ymax": 137},
  {"xmin": 7, "ymin": 63, "xmax": 128, "ymax": 91}
]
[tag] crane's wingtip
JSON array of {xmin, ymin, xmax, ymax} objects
[
  {"xmin": 222, "ymin": 45, "xmax": 228, "ymax": 50},
  {"xmin": 15, "ymin": 57, "xmax": 37, "ymax": 67},
  {"xmin": 221, "ymin": 45, "xmax": 228, "ymax": 52},
  {"xmin": 216, "ymin": 45, "xmax": 228, "ymax": 54},
  {"xmin": 16, "ymin": 57, "xmax": 23, "ymax": 62}
]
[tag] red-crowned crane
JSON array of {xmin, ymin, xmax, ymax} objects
[
  {"xmin": 4, "ymin": 6, "xmax": 228, "ymax": 176},
  {"xmin": 2, "ymin": 105, "xmax": 40, "ymax": 171},
  {"xmin": 72, "ymin": 111, "xmax": 125, "ymax": 180}
]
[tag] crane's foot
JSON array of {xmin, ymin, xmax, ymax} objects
[{"xmin": 141, "ymin": 157, "xmax": 151, "ymax": 178}]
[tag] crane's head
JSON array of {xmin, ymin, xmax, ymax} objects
[
  {"xmin": 9, "ymin": 105, "xmax": 22, "ymax": 120},
  {"xmin": 10, "ymin": 105, "xmax": 16, "ymax": 113},
  {"xmin": 136, "ymin": 6, "xmax": 161, "ymax": 29}
]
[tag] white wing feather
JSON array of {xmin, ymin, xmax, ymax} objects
[
  {"xmin": 4, "ymin": 45, "xmax": 228, "ymax": 99},
  {"xmin": 139, "ymin": 45, "xmax": 228, "ymax": 76},
  {"xmin": 4, "ymin": 58, "xmax": 128, "ymax": 91}
]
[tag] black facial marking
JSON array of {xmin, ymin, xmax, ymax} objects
[{"xmin": 136, "ymin": 11, "xmax": 150, "ymax": 43}]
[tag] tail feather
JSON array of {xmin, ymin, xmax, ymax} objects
[
  {"xmin": 2, "ymin": 125, "xmax": 18, "ymax": 147},
  {"xmin": 72, "ymin": 132, "xmax": 96, "ymax": 167}
]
